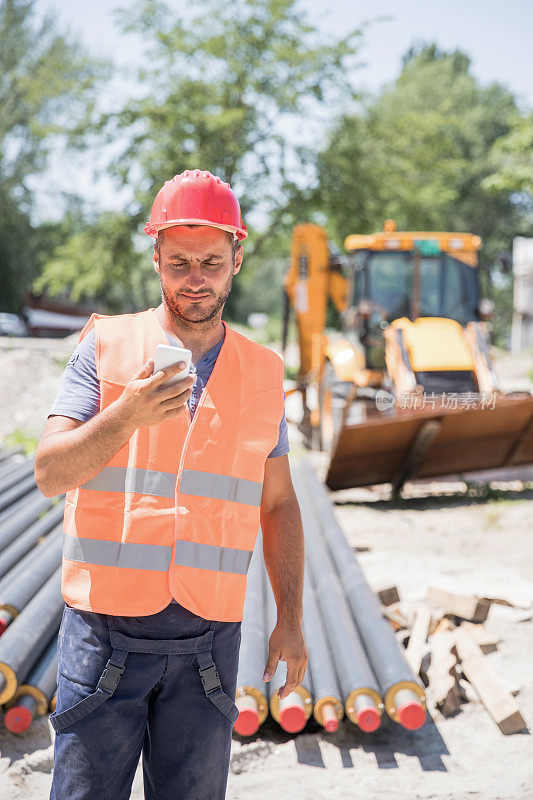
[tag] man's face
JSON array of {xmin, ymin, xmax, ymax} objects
[{"xmin": 153, "ymin": 226, "xmax": 243, "ymax": 324}]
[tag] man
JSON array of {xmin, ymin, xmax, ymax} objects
[{"xmin": 34, "ymin": 169, "xmax": 308, "ymax": 800}]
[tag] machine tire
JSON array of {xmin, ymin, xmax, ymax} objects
[{"xmin": 318, "ymin": 361, "xmax": 353, "ymax": 453}]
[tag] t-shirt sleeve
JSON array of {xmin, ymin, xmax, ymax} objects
[
  {"xmin": 48, "ymin": 328, "xmax": 100, "ymax": 422},
  {"xmin": 267, "ymin": 401, "xmax": 290, "ymax": 459}
]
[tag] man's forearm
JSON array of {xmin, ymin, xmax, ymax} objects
[
  {"xmin": 34, "ymin": 401, "xmax": 135, "ymax": 497},
  {"xmin": 261, "ymin": 495, "xmax": 305, "ymax": 622}
]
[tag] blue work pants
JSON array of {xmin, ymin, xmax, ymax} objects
[{"xmin": 49, "ymin": 601, "xmax": 241, "ymax": 800}]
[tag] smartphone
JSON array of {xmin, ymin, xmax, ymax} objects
[{"xmin": 154, "ymin": 344, "xmax": 192, "ymax": 386}]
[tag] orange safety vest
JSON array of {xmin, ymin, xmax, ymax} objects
[{"xmin": 61, "ymin": 308, "xmax": 284, "ymax": 621}]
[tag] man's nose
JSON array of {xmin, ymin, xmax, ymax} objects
[{"xmin": 185, "ymin": 264, "xmax": 206, "ymax": 289}]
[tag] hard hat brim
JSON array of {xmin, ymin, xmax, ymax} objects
[{"xmin": 144, "ymin": 219, "xmax": 247, "ymax": 242}]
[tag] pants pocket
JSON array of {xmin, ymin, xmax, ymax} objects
[
  {"xmin": 57, "ymin": 605, "xmax": 111, "ymax": 688},
  {"xmin": 50, "ymin": 669, "xmax": 100, "ymax": 732}
]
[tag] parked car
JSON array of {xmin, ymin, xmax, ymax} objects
[{"xmin": 0, "ymin": 313, "xmax": 29, "ymax": 337}]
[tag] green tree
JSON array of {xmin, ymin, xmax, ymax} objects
[
  {"xmin": 115, "ymin": 0, "xmax": 361, "ymax": 216},
  {"xmin": 33, "ymin": 210, "xmax": 156, "ymax": 313},
  {"xmin": 0, "ymin": 0, "xmax": 108, "ymax": 312},
  {"xmin": 318, "ymin": 43, "xmax": 525, "ymax": 264},
  {"xmin": 39, "ymin": 0, "xmax": 362, "ymax": 317},
  {"xmin": 483, "ymin": 112, "xmax": 533, "ymax": 198},
  {"xmin": 483, "ymin": 112, "xmax": 533, "ymax": 345}
]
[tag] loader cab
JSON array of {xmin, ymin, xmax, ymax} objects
[
  {"xmin": 346, "ymin": 226, "xmax": 482, "ymax": 370},
  {"xmin": 352, "ymin": 250, "xmax": 480, "ymax": 324}
]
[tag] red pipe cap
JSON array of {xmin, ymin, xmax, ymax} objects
[
  {"xmin": 4, "ymin": 705, "xmax": 33, "ymax": 734},
  {"xmin": 397, "ymin": 700, "xmax": 426, "ymax": 730},
  {"xmin": 233, "ymin": 707, "xmax": 259, "ymax": 737},
  {"xmin": 0, "ymin": 619, "xmax": 8, "ymax": 636},
  {"xmin": 279, "ymin": 703, "xmax": 307, "ymax": 733},
  {"xmin": 323, "ymin": 715, "xmax": 339, "ymax": 733},
  {"xmin": 356, "ymin": 705, "xmax": 381, "ymax": 733},
  {"xmin": 321, "ymin": 702, "xmax": 339, "ymax": 733}
]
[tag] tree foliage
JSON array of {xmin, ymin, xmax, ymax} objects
[
  {"xmin": 0, "ymin": 0, "xmax": 108, "ymax": 311},
  {"xmin": 8, "ymin": 11, "xmax": 533, "ymax": 350},
  {"xmin": 33, "ymin": 211, "xmax": 156, "ymax": 313},
  {"xmin": 36, "ymin": 0, "xmax": 363, "ymax": 316},
  {"xmin": 483, "ymin": 112, "xmax": 533, "ymax": 198},
  {"xmin": 113, "ymin": 0, "xmax": 362, "ymax": 214},
  {"xmin": 317, "ymin": 43, "xmax": 528, "ymax": 266}
]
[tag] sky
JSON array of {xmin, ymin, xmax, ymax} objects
[
  {"xmin": 36, "ymin": 0, "xmax": 533, "ymax": 108},
  {"xmin": 32, "ymin": 0, "xmax": 533, "ymax": 220}
]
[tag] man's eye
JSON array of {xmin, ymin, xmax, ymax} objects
[
  {"xmin": 169, "ymin": 263, "xmax": 188, "ymax": 268},
  {"xmin": 205, "ymin": 262, "xmax": 222, "ymax": 269}
]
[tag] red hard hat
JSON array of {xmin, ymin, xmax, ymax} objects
[{"xmin": 144, "ymin": 169, "xmax": 247, "ymax": 241}]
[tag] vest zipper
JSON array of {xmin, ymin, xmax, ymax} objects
[
  {"xmin": 173, "ymin": 378, "xmax": 210, "ymax": 542},
  {"xmin": 172, "ymin": 320, "xmax": 230, "ymax": 543}
]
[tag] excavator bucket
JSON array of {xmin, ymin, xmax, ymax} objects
[{"xmin": 325, "ymin": 394, "xmax": 533, "ymax": 492}]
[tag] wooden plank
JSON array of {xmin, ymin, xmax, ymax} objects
[
  {"xmin": 427, "ymin": 630, "xmax": 461, "ymax": 716},
  {"xmin": 352, "ymin": 543, "xmax": 371, "ymax": 553},
  {"xmin": 458, "ymin": 621, "xmax": 499, "ymax": 654},
  {"xmin": 405, "ymin": 606, "xmax": 432, "ymax": 676},
  {"xmin": 395, "ymin": 629, "xmax": 410, "ymax": 648},
  {"xmin": 425, "ymin": 574, "xmax": 533, "ymax": 609},
  {"xmin": 455, "ymin": 628, "xmax": 526, "ymax": 735},
  {"xmin": 377, "ymin": 585, "xmax": 400, "ymax": 607},
  {"xmin": 381, "ymin": 604, "xmax": 409, "ymax": 631},
  {"xmin": 433, "ymin": 616, "xmax": 456, "ymax": 635},
  {"xmin": 458, "ymin": 678, "xmax": 479, "ymax": 704},
  {"xmin": 489, "ymin": 604, "xmax": 532, "ymax": 623},
  {"xmin": 428, "ymin": 610, "xmax": 447, "ymax": 636},
  {"xmin": 419, "ymin": 650, "xmax": 432, "ymax": 688},
  {"xmin": 427, "ymin": 587, "xmax": 490, "ymax": 622}
]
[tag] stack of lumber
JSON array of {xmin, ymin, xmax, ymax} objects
[{"xmin": 378, "ymin": 582, "xmax": 528, "ymax": 735}]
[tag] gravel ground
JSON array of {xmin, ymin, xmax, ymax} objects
[
  {"xmin": 0, "ymin": 334, "xmax": 532, "ymax": 799},
  {"xmin": 0, "ymin": 333, "xmax": 79, "ymax": 444}
]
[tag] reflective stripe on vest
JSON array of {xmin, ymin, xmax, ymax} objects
[
  {"xmin": 63, "ymin": 534, "xmax": 173, "ymax": 571},
  {"xmin": 83, "ymin": 466, "xmax": 176, "ymax": 499},
  {"xmin": 82, "ymin": 466, "xmax": 262, "ymax": 506},
  {"xmin": 174, "ymin": 540, "xmax": 253, "ymax": 575},
  {"xmin": 63, "ymin": 534, "xmax": 252, "ymax": 576},
  {"xmin": 180, "ymin": 469, "xmax": 262, "ymax": 506}
]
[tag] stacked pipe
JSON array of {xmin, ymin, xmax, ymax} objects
[
  {"xmin": 301, "ymin": 564, "xmax": 343, "ymax": 732},
  {"xmin": 0, "ymin": 567, "xmax": 63, "ymax": 705},
  {"xmin": 234, "ymin": 459, "xmax": 427, "ymax": 738},
  {"xmin": 292, "ymin": 468, "xmax": 383, "ymax": 732},
  {"xmin": 0, "ymin": 452, "xmax": 64, "ymax": 732},
  {"xmin": 234, "ymin": 534, "xmax": 269, "ymax": 736},
  {"xmin": 0, "ymin": 459, "xmax": 41, "ymax": 513},
  {"xmin": 0, "ymin": 500, "xmax": 63, "ymax": 578},
  {"xmin": 4, "ymin": 638, "xmax": 58, "ymax": 733},
  {"xmin": 298, "ymin": 459, "xmax": 427, "ymax": 730},
  {"xmin": 0, "ymin": 526, "xmax": 63, "ymax": 631}
]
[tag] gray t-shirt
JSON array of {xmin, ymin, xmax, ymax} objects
[{"xmin": 49, "ymin": 328, "xmax": 289, "ymax": 458}]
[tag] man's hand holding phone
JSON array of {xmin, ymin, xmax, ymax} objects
[{"xmin": 116, "ymin": 357, "xmax": 195, "ymax": 429}]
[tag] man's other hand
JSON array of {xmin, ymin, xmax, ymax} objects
[{"xmin": 263, "ymin": 617, "xmax": 308, "ymax": 700}]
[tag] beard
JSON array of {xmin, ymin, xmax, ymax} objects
[{"xmin": 160, "ymin": 270, "xmax": 234, "ymax": 325}]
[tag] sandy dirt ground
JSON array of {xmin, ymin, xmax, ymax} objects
[{"xmin": 0, "ymin": 335, "xmax": 532, "ymax": 799}]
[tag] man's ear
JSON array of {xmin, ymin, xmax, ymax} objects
[
  {"xmin": 233, "ymin": 244, "xmax": 244, "ymax": 276},
  {"xmin": 153, "ymin": 246, "xmax": 160, "ymax": 275}
]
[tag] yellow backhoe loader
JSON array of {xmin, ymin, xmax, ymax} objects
[{"xmin": 283, "ymin": 221, "xmax": 533, "ymax": 492}]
